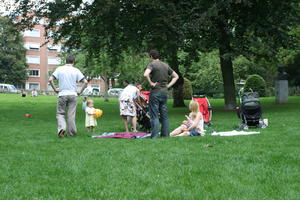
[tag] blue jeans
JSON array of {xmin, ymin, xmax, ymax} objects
[
  {"xmin": 149, "ymin": 92, "xmax": 169, "ymax": 138},
  {"xmin": 189, "ymin": 128, "xmax": 200, "ymax": 136}
]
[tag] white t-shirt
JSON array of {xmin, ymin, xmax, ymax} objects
[
  {"xmin": 119, "ymin": 85, "xmax": 138, "ymax": 101},
  {"xmin": 52, "ymin": 64, "xmax": 85, "ymax": 96}
]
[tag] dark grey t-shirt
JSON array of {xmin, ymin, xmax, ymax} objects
[{"xmin": 147, "ymin": 60, "xmax": 174, "ymax": 93}]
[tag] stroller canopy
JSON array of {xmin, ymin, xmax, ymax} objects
[{"xmin": 193, "ymin": 97, "xmax": 212, "ymax": 123}]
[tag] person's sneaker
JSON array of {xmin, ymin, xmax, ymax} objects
[{"xmin": 58, "ymin": 129, "xmax": 65, "ymax": 138}]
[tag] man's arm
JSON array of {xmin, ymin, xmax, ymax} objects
[
  {"xmin": 77, "ymin": 79, "xmax": 88, "ymax": 95},
  {"xmin": 48, "ymin": 76, "xmax": 59, "ymax": 94},
  {"xmin": 167, "ymin": 71, "xmax": 179, "ymax": 89},
  {"xmin": 144, "ymin": 68, "xmax": 156, "ymax": 87}
]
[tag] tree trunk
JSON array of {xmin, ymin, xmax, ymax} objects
[
  {"xmin": 101, "ymin": 75, "xmax": 109, "ymax": 102},
  {"xmin": 218, "ymin": 20, "xmax": 236, "ymax": 110},
  {"xmin": 111, "ymin": 77, "xmax": 116, "ymax": 88},
  {"xmin": 168, "ymin": 48, "xmax": 185, "ymax": 107}
]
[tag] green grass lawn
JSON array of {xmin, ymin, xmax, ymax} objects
[{"xmin": 0, "ymin": 94, "xmax": 299, "ymax": 199}]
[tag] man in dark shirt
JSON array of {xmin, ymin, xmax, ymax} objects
[{"xmin": 144, "ymin": 50, "xmax": 179, "ymax": 138}]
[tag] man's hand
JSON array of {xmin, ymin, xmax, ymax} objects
[
  {"xmin": 49, "ymin": 76, "xmax": 59, "ymax": 95},
  {"xmin": 151, "ymin": 82, "xmax": 157, "ymax": 88},
  {"xmin": 77, "ymin": 79, "xmax": 88, "ymax": 96}
]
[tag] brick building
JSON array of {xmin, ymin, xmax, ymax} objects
[
  {"xmin": 23, "ymin": 22, "xmax": 105, "ymax": 93},
  {"xmin": 23, "ymin": 22, "xmax": 61, "ymax": 91}
]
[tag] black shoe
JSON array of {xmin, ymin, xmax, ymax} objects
[{"xmin": 58, "ymin": 129, "xmax": 65, "ymax": 138}]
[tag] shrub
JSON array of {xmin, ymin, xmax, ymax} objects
[
  {"xmin": 265, "ymin": 87, "xmax": 275, "ymax": 97},
  {"xmin": 183, "ymin": 78, "xmax": 193, "ymax": 100},
  {"xmin": 244, "ymin": 74, "xmax": 266, "ymax": 97}
]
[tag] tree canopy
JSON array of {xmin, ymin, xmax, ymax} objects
[
  {"xmin": 12, "ymin": 0, "xmax": 300, "ymax": 109},
  {"xmin": 0, "ymin": 16, "xmax": 27, "ymax": 86}
]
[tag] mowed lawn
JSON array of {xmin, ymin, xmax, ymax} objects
[{"xmin": 0, "ymin": 94, "xmax": 299, "ymax": 200}]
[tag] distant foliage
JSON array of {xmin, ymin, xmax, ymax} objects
[
  {"xmin": 244, "ymin": 74, "xmax": 266, "ymax": 97},
  {"xmin": 0, "ymin": 16, "xmax": 27, "ymax": 85},
  {"xmin": 183, "ymin": 78, "xmax": 193, "ymax": 100}
]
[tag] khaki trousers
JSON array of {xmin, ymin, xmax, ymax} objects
[{"xmin": 56, "ymin": 95, "xmax": 78, "ymax": 136}]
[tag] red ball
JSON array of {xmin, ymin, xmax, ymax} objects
[{"xmin": 25, "ymin": 114, "xmax": 31, "ymax": 118}]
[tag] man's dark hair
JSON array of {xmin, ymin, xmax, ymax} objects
[
  {"xmin": 149, "ymin": 50, "xmax": 160, "ymax": 59},
  {"xmin": 66, "ymin": 56, "xmax": 75, "ymax": 64}
]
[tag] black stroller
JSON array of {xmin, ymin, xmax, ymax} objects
[{"xmin": 237, "ymin": 90, "xmax": 266, "ymax": 130}]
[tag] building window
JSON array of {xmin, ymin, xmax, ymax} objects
[
  {"xmin": 48, "ymin": 57, "xmax": 61, "ymax": 65},
  {"xmin": 26, "ymin": 82, "xmax": 40, "ymax": 90},
  {"xmin": 28, "ymin": 69, "xmax": 40, "ymax": 77},
  {"xmin": 23, "ymin": 29, "xmax": 40, "ymax": 37},
  {"xmin": 26, "ymin": 56, "xmax": 40, "ymax": 64},
  {"xmin": 24, "ymin": 43, "xmax": 40, "ymax": 51},
  {"xmin": 47, "ymin": 44, "xmax": 61, "ymax": 52}
]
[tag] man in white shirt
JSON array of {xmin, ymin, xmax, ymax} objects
[{"xmin": 49, "ymin": 56, "xmax": 88, "ymax": 138}]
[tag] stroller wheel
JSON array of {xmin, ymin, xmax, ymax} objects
[
  {"xmin": 257, "ymin": 120, "xmax": 267, "ymax": 129},
  {"xmin": 239, "ymin": 123, "xmax": 248, "ymax": 130}
]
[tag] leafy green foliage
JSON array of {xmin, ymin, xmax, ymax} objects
[
  {"xmin": 181, "ymin": 50, "xmax": 223, "ymax": 96},
  {"xmin": 0, "ymin": 16, "xmax": 27, "ymax": 85},
  {"xmin": 286, "ymin": 53, "xmax": 300, "ymax": 86},
  {"xmin": 116, "ymin": 51, "xmax": 149, "ymax": 85},
  {"xmin": 181, "ymin": 0, "xmax": 299, "ymax": 108},
  {"xmin": 12, "ymin": 0, "xmax": 300, "ymax": 108},
  {"xmin": 183, "ymin": 78, "xmax": 193, "ymax": 100},
  {"xmin": 244, "ymin": 74, "xmax": 266, "ymax": 97}
]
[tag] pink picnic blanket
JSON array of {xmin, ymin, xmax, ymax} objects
[{"xmin": 92, "ymin": 132, "xmax": 151, "ymax": 139}]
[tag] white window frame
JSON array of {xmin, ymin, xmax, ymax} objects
[
  {"xmin": 48, "ymin": 57, "xmax": 61, "ymax": 65},
  {"xmin": 47, "ymin": 44, "xmax": 61, "ymax": 52},
  {"xmin": 26, "ymin": 82, "xmax": 40, "ymax": 90},
  {"xmin": 24, "ymin": 42, "xmax": 40, "ymax": 51},
  {"xmin": 26, "ymin": 56, "xmax": 40, "ymax": 64},
  {"xmin": 23, "ymin": 29, "xmax": 40, "ymax": 38},
  {"xmin": 28, "ymin": 69, "xmax": 40, "ymax": 78}
]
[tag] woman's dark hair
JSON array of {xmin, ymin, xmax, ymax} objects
[
  {"xmin": 66, "ymin": 56, "xmax": 75, "ymax": 64},
  {"xmin": 149, "ymin": 50, "xmax": 160, "ymax": 59}
]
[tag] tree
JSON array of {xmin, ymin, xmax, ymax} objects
[
  {"xmin": 116, "ymin": 50, "xmax": 149, "ymax": 85},
  {"xmin": 181, "ymin": 0, "xmax": 299, "ymax": 109},
  {"xmin": 180, "ymin": 50, "xmax": 223, "ymax": 96},
  {"xmin": 0, "ymin": 16, "xmax": 27, "ymax": 86},
  {"xmin": 13, "ymin": 0, "xmax": 299, "ymax": 109},
  {"xmin": 75, "ymin": 51, "xmax": 120, "ymax": 102},
  {"xmin": 12, "ymin": 0, "xmax": 192, "ymax": 107}
]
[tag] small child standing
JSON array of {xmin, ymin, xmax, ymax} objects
[
  {"xmin": 170, "ymin": 100, "xmax": 204, "ymax": 136},
  {"xmin": 85, "ymin": 99, "xmax": 97, "ymax": 132}
]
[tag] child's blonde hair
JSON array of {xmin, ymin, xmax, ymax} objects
[
  {"xmin": 189, "ymin": 100, "xmax": 199, "ymax": 113},
  {"xmin": 87, "ymin": 99, "xmax": 94, "ymax": 107}
]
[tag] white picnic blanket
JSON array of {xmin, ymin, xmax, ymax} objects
[{"xmin": 211, "ymin": 130, "xmax": 260, "ymax": 136}]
